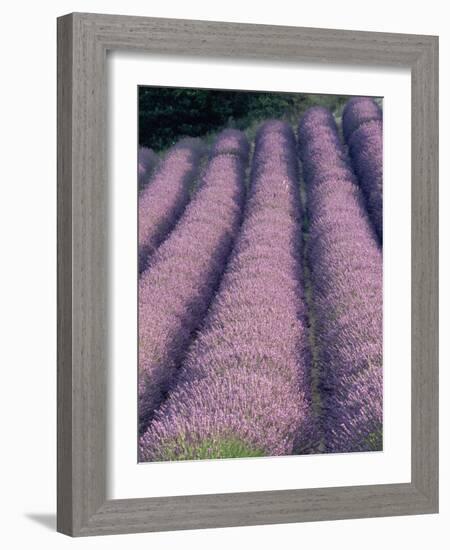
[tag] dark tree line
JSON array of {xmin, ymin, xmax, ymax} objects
[{"xmin": 139, "ymin": 86, "xmax": 350, "ymax": 151}]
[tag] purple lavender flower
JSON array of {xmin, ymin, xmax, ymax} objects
[
  {"xmin": 298, "ymin": 106, "xmax": 383, "ymax": 453},
  {"xmin": 138, "ymin": 138, "xmax": 205, "ymax": 274},
  {"xmin": 342, "ymin": 96, "xmax": 382, "ymax": 141},
  {"xmin": 138, "ymin": 146, "xmax": 159, "ymax": 191},
  {"xmin": 138, "ymin": 131, "xmax": 249, "ymax": 434},
  {"xmin": 346, "ymin": 119, "xmax": 383, "ymax": 241},
  {"xmin": 209, "ymin": 128, "xmax": 250, "ymax": 161},
  {"xmin": 140, "ymin": 120, "xmax": 317, "ymax": 462}
]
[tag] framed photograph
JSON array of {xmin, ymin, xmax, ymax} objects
[{"xmin": 57, "ymin": 12, "xmax": 438, "ymax": 536}]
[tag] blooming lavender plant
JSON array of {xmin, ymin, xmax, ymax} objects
[
  {"xmin": 342, "ymin": 96, "xmax": 382, "ymax": 141},
  {"xmin": 138, "ymin": 146, "xmax": 159, "ymax": 191},
  {"xmin": 342, "ymin": 97, "xmax": 383, "ymax": 241},
  {"xmin": 140, "ymin": 120, "xmax": 316, "ymax": 462},
  {"xmin": 346, "ymin": 119, "xmax": 383, "ymax": 241},
  {"xmin": 209, "ymin": 128, "xmax": 250, "ymax": 161},
  {"xmin": 298, "ymin": 106, "xmax": 383, "ymax": 453},
  {"xmin": 138, "ymin": 131, "xmax": 248, "ymax": 434},
  {"xmin": 138, "ymin": 138, "xmax": 204, "ymax": 274}
]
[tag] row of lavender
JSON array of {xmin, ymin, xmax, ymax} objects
[
  {"xmin": 298, "ymin": 106, "xmax": 383, "ymax": 452},
  {"xmin": 138, "ymin": 138, "xmax": 205, "ymax": 274},
  {"xmin": 138, "ymin": 98, "xmax": 383, "ymax": 459},
  {"xmin": 141, "ymin": 121, "xmax": 316, "ymax": 460},
  {"xmin": 139, "ymin": 130, "xmax": 249, "ymax": 433},
  {"xmin": 138, "ymin": 146, "xmax": 159, "ymax": 191},
  {"xmin": 342, "ymin": 97, "xmax": 383, "ymax": 242}
]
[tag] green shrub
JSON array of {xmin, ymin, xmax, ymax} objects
[{"xmin": 139, "ymin": 86, "xmax": 349, "ymax": 151}]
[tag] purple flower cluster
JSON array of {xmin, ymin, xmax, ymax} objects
[
  {"xmin": 343, "ymin": 98, "xmax": 383, "ymax": 241},
  {"xmin": 140, "ymin": 121, "xmax": 316, "ymax": 462},
  {"xmin": 209, "ymin": 128, "xmax": 250, "ymax": 161},
  {"xmin": 342, "ymin": 97, "xmax": 382, "ymax": 141},
  {"xmin": 138, "ymin": 146, "xmax": 159, "ymax": 190},
  {"xmin": 298, "ymin": 107, "xmax": 383, "ymax": 453},
  {"xmin": 138, "ymin": 131, "xmax": 249, "ymax": 434},
  {"xmin": 138, "ymin": 138, "xmax": 204, "ymax": 274}
]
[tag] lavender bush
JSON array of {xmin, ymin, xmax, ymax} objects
[
  {"xmin": 342, "ymin": 96, "xmax": 382, "ymax": 141},
  {"xmin": 138, "ymin": 138, "xmax": 204, "ymax": 274},
  {"xmin": 298, "ymin": 107, "xmax": 383, "ymax": 453},
  {"xmin": 138, "ymin": 130, "xmax": 248, "ymax": 434},
  {"xmin": 343, "ymin": 98, "xmax": 383, "ymax": 241},
  {"xmin": 209, "ymin": 128, "xmax": 250, "ymax": 161},
  {"xmin": 346, "ymin": 120, "xmax": 383, "ymax": 241},
  {"xmin": 138, "ymin": 146, "xmax": 159, "ymax": 191},
  {"xmin": 140, "ymin": 121, "xmax": 316, "ymax": 462}
]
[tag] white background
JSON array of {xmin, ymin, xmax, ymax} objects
[
  {"xmin": 109, "ymin": 54, "xmax": 411, "ymax": 498},
  {"xmin": 0, "ymin": 1, "xmax": 447, "ymax": 548}
]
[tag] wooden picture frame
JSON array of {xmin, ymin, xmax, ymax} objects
[{"xmin": 57, "ymin": 12, "xmax": 438, "ymax": 536}]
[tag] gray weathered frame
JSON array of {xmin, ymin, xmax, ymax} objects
[{"xmin": 57, "ymin": 12, "xmax": 438, "ymax": 537}]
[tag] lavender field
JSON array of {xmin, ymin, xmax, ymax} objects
[{"xmin": 138, "ymin": 93, "xmax": 383, "ymax": 461}]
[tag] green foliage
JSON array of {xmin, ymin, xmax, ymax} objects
[
  {"xmin": 364, "ymin": 428, "xmax": 383, "ymax": 451},
  {"xmin": 139, "ymin": 86, "xmax": 350, "ymax": 151},
  {"xmin": 155, "ymin": 437, "xmax": 266, "ymax": 461}
]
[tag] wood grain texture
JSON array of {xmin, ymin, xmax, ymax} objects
[
  {"xmin": 57, "ymin": 12, "xmax": 439, "ymax": 536},
  {"xmin": 410, "ymin": 36, "xmax": 439, "ymax": 507},
  {"xmin": 57, "ymin": 13, "xmax": 73, "ymax": 535}
]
